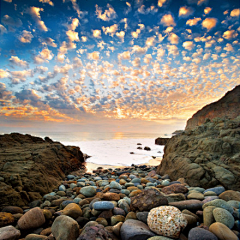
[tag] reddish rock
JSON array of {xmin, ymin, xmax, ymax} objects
[
  {"xmin": 102, "ymin": 192, "xmax": 120, "ymax": 201},
  {"xmin": 130, "ymin": 188, "xmax": 168, "ymax": 211},
  {"xmin": 161, "ymin": 184, "xmax": 188, "ymax": 195},
  {"xmin": 169, "ymin": 200, "xmax": 203, "ymax": 211},
  {"xmin": 219, "ymin": 190, "xmax": 240, "ymax": 201}
]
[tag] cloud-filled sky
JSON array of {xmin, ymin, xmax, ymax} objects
[{"xmin": 0, "ymin": 0, "xmax": 239, "ymax": 134}]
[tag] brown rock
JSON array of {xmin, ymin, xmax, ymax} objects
[
  {"xmin": 161, "ymin": 184, "xmax": 188, "ymax": 195},
  {"xmin": 169, "ymin": 200, "xmax": 203, "ymax": 211},
  {"xmin": 130, "ymin": 188, "xmax": 168, "ymax": 211},
  {"xmin": 0, "ymin": 133, "xmax": 85, "ymax": 207},
  {"xmin": 60, "ymin": 203, "xmax": 82, "ymax": 219},
  {"xmin": 98, "ymin": 210, "xmax": 113, "ymax": 220},
  {"xmin": 0, "ymin": 225, "xmax": 21, "ymax": 240},
  {"xmin": 40, "ymin": 227, "xmax": 52, "ymax": 236},
  {"xmin": 219, "ymin": 190, "xmax": 240, "ymax": 201},
  {"xmin": 1, "ymin": 206, "xmax": 23, "ymax": 214},
  {"xmin": 129, "ymin": 190, "xmax": 142, "ymax": 197},
  {"xmin": 18, "ymin": 207, "xmax": 45, "ymax": 230},
  {"xmin": 0, "ymin": 212, "xmax": 14, "ymax": 227},
  {"xmin": 102, "ymin": 192, "xmax": 120, "ymax": 201},
  {"xmin": 209, "ymin": 222, "xmax": 238, "ymax": 240},
  {"xmin": 25, "ymin": 234, "xmax": 48, "ymax": 240}
]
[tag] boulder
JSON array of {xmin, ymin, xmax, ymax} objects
[
  {"xmin": 155, "ymin": 137, "xmax": 170, "ymax": 145},
  {"xmin": 157, "ymin": 115, "xmax": 240, "ymax": 191},
  {"xmin": 0, "ymin": 133, "xmax": 85, "ymax": 208}
]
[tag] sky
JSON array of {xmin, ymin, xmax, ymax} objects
[{"xmin": 0, "ymin": 0, "xmax": 239, "ymax": 134}]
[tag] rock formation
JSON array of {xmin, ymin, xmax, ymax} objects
[
  {"xmin": 155, "ymin": 137, "xmax": 170, "ymax": 145},
  {"xmin": 186, "ymin": 85, "xmax": 240, "ymax": 130},
  {"xmin": 0, "ymin": 133, "xmax": 85, "ymax": 208},
  {"xmin": 157, "ymin": 116, "xmax": 240, "ymax": 191}
]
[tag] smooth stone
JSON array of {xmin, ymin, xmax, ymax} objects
[
  {"xmin": 120, "ymin": 219, "xmax": 155, "ymax": 240},
  {"xmin": 118, "ymin": 199, "xmax": 130, "ymax": 214},
  {"xmin": 111, "ymin": 215, "xmax": 125, "ymax": 225},
  {"xmin": 73, "ymin": 198, "xmax": 82, "ymax": 204},
  {"xmin": 219, "ymin": 190, "xmax": 240, "ymax": 201},
  {"xmin": 110, "ymin": 181, "xmax": 122, "ymax": 190},
  {"xmin": 169, "ymin": 200, "xmax": 203, "ymax": 211},
  {"xmin": 77, "ymin": 182, "xmax": 85, "ymax": 187},
  {"xmin": 183, "ymin": 213, "xmax": 198, "ymax": 225},
  {"xmin": 203, "ymin": 206, "xmax": 216, "ymax": 227},
  {"xmin": 18, "ymin": 207, "xmax": 45, "ymax": 230},
  {"xmin": 67, "ymin": 175, "xmax": 75, "ymax": 180},
  {"xmin": 97, "ymin": 180, "xmax": 109, "ymax": 187},
  {"xmin": 125, "ymin": 212, "xmax": 137, "ymax": 220},
  {"xmin": 136, "ymin": 212, "xmax": 149, "ymax": 224},
  {"xmin": 213, "ymin": 207, "xmax": 234, "ymax": 229},
  {"xmin": 202, "ymin": 199, "xmax": 234, "ymax": 213},
  {"xmin": 161, "ymin": 184, "xmax": 188, "ymax": 195},
  {"xmin": 125, "ymin": 183, "xmax": 135, "ymax": 187},
  {"xmin": 148, "ymin": 237, "xmax": 173, "ymax": 240},
  {"xmin": 61, "ymin": 203, "xmax": 82, "ymax": 219},
  {"xmin": 203, "ymin": 186, "xmax": 225, "ymax": 195},
  {"xmin": 25, "ymin": 234, "xmax": 48, "ymax": 240},
  {"xmin": 131, "ymin": 178, "xmax": 141, "ymax": 183},
  {"xmin": 42, "ymin": 209, "xmax": 52, "ymax": 220},
  {"xmin": 61, "ymin": 200, "xmax": 74, "ymax": 208},
  {"xmin": 112, "ymin": 222, "xmax": 123, "ymax": 237},
  {"xmin": 187, "ymin": 192, "xmax": 204, "ymax": 200},
  {"xmin": 188, "ymin": 227, "xmax": 218, "ymax": 240},
  {"xmin": 96, "ymin": 217, "xmax": 108, "ymax": 227},
  {"xmin": 227, "ymin": 200, "xmax": 240, "ymax": 209},
  {"xmin": 209, "ymin": 222, "xmax": 238, "ymax": 240},
  {"xmin": 89, "ymin": 198, "xmax": 101, "ymax": 209},
  {"xmin": 161, "ymin": 180, "xmax": 170, "ymax": 186},
  {"xmin": 162, "ymin": 193, "xmax": 186, "ymax": 203},
  {"xmin": 2, "ymin": 206, "xmax": 23, "ymax": 214},
  {"xmin": 80, "ymin": 186, "xmax": 96, "ymax": 197},
  {"xmin": 113, "ymin": 207, "xmax": 126, "ymax": 216},
  {"xmin": 93, "ymin": 201, "xmax": 114, "ymax": 210},
  {"xmin": 0, "ymin": 225, "xmax": 21, "ymax": 240},
  {"xmin": 59, "ymin": 185, "xmax": 66, "ymax": 191},
  {"xmin": 102, "ymin": 192, "xmax": 120, "ymax": 201},
  {"xmin": 121, "ymin": 189, "xmax": 130, "ymax": 195},
  {"xmin": 52, "ymin": 215, "xmax": 79, "ymax": 240},
  {"xmin": 204, "ymin": 191, "xmax": 217, "ymax": 197},
  {"xmin": 202, "ymin": 196, "xmax": 219, "ymax": 204}
]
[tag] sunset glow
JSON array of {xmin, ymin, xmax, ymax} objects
[{"xmin": 0, "ymin": 0, "xmax": 239, "ymax": 133}]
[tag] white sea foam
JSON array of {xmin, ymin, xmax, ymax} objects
[{"xmin": 62, "ymin": 138, "xmax": 164, "ymax": 166}]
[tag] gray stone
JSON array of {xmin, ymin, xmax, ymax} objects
[
  {"xmin": 203, "ymin": 186, "xmax": 226, "ymax": 195},
  {"xmin": 202, "ymin": 199, "xmax": 234, "ymax": 214},
  {"xmin": 59, "ymin": 185, "xmax": 66, "ymax": 191},
  {"xmin": 136, "ymin": 212, "xmax": 149, "ymax": 224},
  {"xmin": 25, "ymin": 234, "xmax": 48, "ymax": 240},
  {"xmin": 120, "ymin": 219, "xmax": 155, "ymax": 240},
  {"xmin": 110, "ymin": 181, "xmax": 122, "ymax": 190},
  {"xmin": 52, "ymin": 215, "xmax": 79, "ymax": 240},
  {"xmin": 80, "ymin": 186, "xmax": 96, "ymax": 197},
  {"xmin": 93, "ymin": 201, "xmax": 114, "ymax": 210},
  {"xmin": 213, "ymin": 207, "xmax": 235, "ymax": 229},
  {"xmin": 188, "ymin": 227, "xmax": 218, "ymax": 240}
]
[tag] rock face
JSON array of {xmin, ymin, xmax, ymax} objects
[
  {"xmin": 0, "ymin": 133, "xmax": 85, "ymax": 208},
  {"xmin": 157, "ymin": 116, "xmax": 240, "ymax": 191},
  {"xmin": 186, "ymin": 85, "xmax": 240, "ymax": 130},
  {"xmin": 155, "ymin": 137, "xmax": 170, "ymax": 145}
]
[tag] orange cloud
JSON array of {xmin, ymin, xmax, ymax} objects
[
  {"xmin": 88, "ymin": 51, "xmax": 100, "ymax": 60},
  {"xmin": 179, "ymin": 6, "xmax": 194, "ymax": 18},
  {"xmin": 168, "ymin": 33, "xmax": 179, "ymax": 44},
  {"xmin": 95, "ymin": 4, "xmax": 117, "ymax": 21},
  {"xmin": 186, "ymin": 17, "xmax": 201, "ymax": 26},
  {"xmin": 92, "ymin": 29, "xmax": 101, "ymax": 38},
  {"xmin": 9, "ymin": 56, "xmax": 28, "ymax": 67},
  {"xmin": 29, "ymin": 7, "xmax": 48, "ymax": 31},
  {"xmin": 18, "ymin": 30, "xmax": 33, "ymax": 43},
  {"xmin": 202, "ymin": 18, "xmax": 217, "ymax": 31},
  {"xmin": 230, "ymin": 9, "xmax": 240, "ymax": 17},
  {"xmin": 160, "ymin": 14, "xmax": 176, "ymax": 27}
]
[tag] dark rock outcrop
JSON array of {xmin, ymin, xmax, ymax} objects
[
  {"xmin": 157, "ymin": 116, "xmax": 240, "ymax": 191},
  {"xmin": 0, "ymin": 133, "xmax": 85, "ymax": 208},
  {"xmin": 186, "ymin": 85, "xmax": 240, "ymax": 130},
  {"xmin": 155, "ymin": 137, "xmax": 170, "ymax": 145}
]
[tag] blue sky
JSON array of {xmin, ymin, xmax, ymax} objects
[{"xmin": 0, "ymin": 0, "xmax": 239, "ymax": 133}]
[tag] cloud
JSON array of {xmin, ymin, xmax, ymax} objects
[
  {"xmin": 9, "ymin": 56, "xmax": 28, "ymax": 67},
  {"xmin": 168, "ymin": 33, "xmax": 179, "ymax": 44},
  {"xmin": 34, "ymin": 66, "xmax": 48, "ymax": 74},
  {"xmin": 230, "ymin": 9, "xmax": 240, "ymax": 17},
  {"xmin": 132, "ymin": 45, "xmax": 147, "ymax": 55},
  {"xmin": 10, "ymin": 70, "xmax": 32, "ymax": 83},
  {"xmin": 179, "ymin": 6, "xmax": 194, "ymax": 18},
  {"xmin": 102, "ymin": 24, "xmax": 118, "ymax": 36},
  {"xmin": 0, "ymin": 82, "xmax": 12, "ymax": 105},
  {"xmin": 18, "ymin": 30, "xmax": 33, "ymax": 43},
  {"xmin": 39, "ymin": 0, "xmax": 54, "ymax": 6},
  {"xmin": 224, "ymin": 43, "xmax": 233, "ymax": 52},
  {"xmin": 160, "ymin": 14, "xmax": 176, "ymax": 27},
  {"xmin": 15, "ymin": 89, "xmax": 42, "ymax": 107},
  {"xmin": 3, "ymin": 0, "xmax": 12, "ymax": 2},
  {"xmin": 137, "ymin": 5, "xmax": 158, "ymax": 15},
  {"xmin": 204, "ymin": 7, "xmax": 212, "ymax": 15},
  {"xmin": 92, "ymin": 29, "xmax": 101, "ymax": 38},
  {"xmin": 186, "ymin": 17, "xmax": 201, "ymax": 26},
  {"xmin": 70, "ymin": 18, "xmax": 79, "ymax": 31},
  {"xmin": 0, "ymin": 69, "xmax": 10, "ymax": 79},
  {"xmin": 144, "ymin": 54, "xmax": 152, "ymax": 64},
  {"xmin": 0, "ymin": 24, "xmax": 7, "ymax": 35},
  {"xmin": 34, "ymin": 48, "xmax": 54, "ymax": 64},
  {"xmin": 145, "ymin": 36, "xmax": 155, "ymax": 47},
  {"xmin": 81, "ymin": 36, "xmax": 88, "ymax": 42},
  {"xmin": 1, "ymin": 15, "xmax": 22, "ymax": 28},
  {"xmin": 182, "ymin": 41, "xmax": 194, "ymax": 50},
  {"xmin": 223, "ymin": 30, "xmax": 238, "ymax": 40},
  {"xmin": 95, "ymin": 4, "xmax": 117, "ymax": 21},
  {"xmin": 202, "ymin": 18, "xmax": 217, "ymax": 31},
  {"xmin": 66, "ymin": 30, "xmax": 79, "ymax": 42},
  {"xmin": 158, "ymin": 0, "xmax": 167, "ymax": 7},
  {"xmin": 116, "ymin": 31, "xmax": 125, "ymax": 41},
  {"xmin": 28, "ymin": 7, "xmax": 48, "ymax": 31},
  {"xmin": 187, "ymin": 0, "xmax": 208, "ymax": 5},
  {"xmin": 88, "ymin": 51, "xmax": 100, "ymax": 60},
  {"xmin": 167, "ymin": 45, "xmax": 179, "ymax": 55},
  {"xmin": 131, "ymin": 29, "xmax": 141, "ymax": 38},
  {"xmin": 118, "ymin": 51, "xmax": 131, "ymax": 60},
  {"xmin": 45, "ymin": 37, "xmax": 57, "ymax": 47}
]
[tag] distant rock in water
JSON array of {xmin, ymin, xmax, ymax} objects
[
  {"xmin": 144, "ymin": 146, "xmax": 151, "ymax": 151},
  {"xmin": 0, "ymin": 133, "xmax": 85, "ymax": 208},
  {"xmin": 186, "ymin": 85, "xmax": 240, "ymax": 130},
  {"xmin": 157, "ymin": 116, "xmax": 240, "ymax": 191},
  {"xmin": 155, "ymin": 137, "xmax": 169, "ymax": 145}
]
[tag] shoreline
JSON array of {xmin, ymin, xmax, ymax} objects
[{"xmin": 85, "ymin": 157, "xmax": 162, "ymax": 172}]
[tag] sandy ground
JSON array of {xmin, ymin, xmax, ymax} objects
[{"xmin": 85, "ymin": 157, "xmax": 162, "ymax": 173}]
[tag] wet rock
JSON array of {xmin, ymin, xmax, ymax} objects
[
  {"xmin": 52, "ymin": 215, "xmax": 79, "ymax": 240},
  {"xmin": 18, "ymin": 207, "xmax": 45, "ymax": 230},
  {"xmin": 188, "ymin": 227, "xmax": 218, "ymax": 240},
  {"xmin": 209, "ymin": 222, "xmax": 238, "ymax": 240},
  {"xmin": 120, "ymin": 219, "xmax": 155, "ymax": 240},
  {"xmin": 213, "ymin": 207, "xmax": 234, "ymax": 229},
  {"xmin": 130, "ymin": 188, "xmax": 168, "ymax": 211}
]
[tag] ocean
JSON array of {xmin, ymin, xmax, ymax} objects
[{"xmin": 26, "ymin": 132, "xmax": 169, "ymax": 167}]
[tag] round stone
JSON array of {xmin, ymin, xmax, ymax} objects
[
  {"xmin": 188, "ymin": 227, "xmax": 218, "ymax": 240},
  {"xmin": 147, "ymin": 206, "xmax": 187, "ymax": 239},
  {"xmin": 80, "ymin": 186, "xmax": 96, "ymax": 197},
  {"xmin": 59, "ymin": 185, "xmax": 66, "ymax": 191},
  {"xmin": 213, "ymin": 207, "xmax": 234, "ymax": 229},
  {"xmin": 209, "ymin": 222, "xmax": 238, "ymax": 240}
]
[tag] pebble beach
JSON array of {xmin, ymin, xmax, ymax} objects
[{"xmin": 0, "ymin": 163, "xmax": 240, "ymax": 240}]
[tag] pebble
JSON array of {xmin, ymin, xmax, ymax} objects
[
  {"xmin": 80, "ymin": 186, "xmax": 96, "ymax": 197},
  {"xmin": 202, "ymin": 199, "xmax": 234, "ymax": 213},
  {"xmin": 0, "ymin": 225, "xmax": 21, "ymax": 240},
  {"xmin": 188, "ymin": 227, "xmax": 218, "ymax": 240},
  {"xmin": 93, "ymin": 201, "xmax": 114, "ymax": 210},
  {"xmin": 213, "ymin": 207, "xmax": 235, "ymax": 229},
  {"xmin": 209, "ymin": 222, "xmax": 238, "ymax": 240},
  {"xmin": 203, "ymin": 186, "xmax": 225, "ymax": 195}
]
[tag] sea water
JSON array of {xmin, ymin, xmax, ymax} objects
[{"xmin": 29, "ymin": 132, "xmax": 169, "ymax": 167}]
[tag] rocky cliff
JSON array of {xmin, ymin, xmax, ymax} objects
[
  {"xmin": 155, "ymin": 137, "xmax": 169, "ymax": 145},
  {"xmin": 186, "ymin": 85, "xmax": 240, "ymax": 130},
  {"xmin": 0, "ymin": 133, "xmax": 85, "ymax": 208},
  {"xmin": 157, "ymin": 116, "xmax": 240, "ymax": 191}
]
